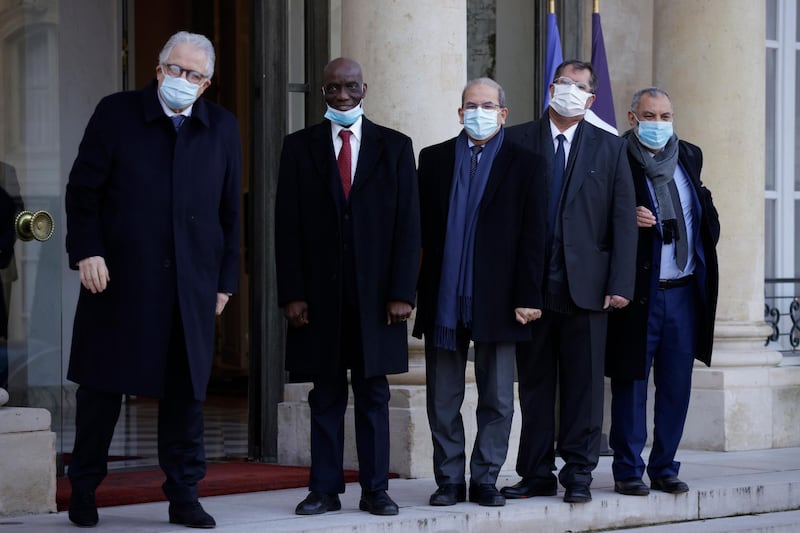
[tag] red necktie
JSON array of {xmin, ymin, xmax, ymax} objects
[{"xmin": 338, "ymin": 130, "xmax": 352, "ymax": 199}]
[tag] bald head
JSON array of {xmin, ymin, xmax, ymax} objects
[
  {"xmin": 322, "ymin": 57, "xmax": 367, "ymax": 111},
  {"xmin": 323, "ymin": 57, "xmax": 363, "ymax": 81}
]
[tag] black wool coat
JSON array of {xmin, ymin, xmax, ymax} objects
[
  {"xmin": 275, "ymin": 119, "xmax": 420, "ymax": 378},
  {"xmin": 65, "ymin": 81, "xmax": 242, "ymax": 401},
  {"xmin": 412, "ymin": 133, "xmax": 547, "ymax": 343}
]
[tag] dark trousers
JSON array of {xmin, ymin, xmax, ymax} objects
[
  {"xmin": 68, "ymin": 313, "xmax": 205, "ymax": 504},
  {"xmin": 610, "ymin": 284, "xmax": 697, "ymax": 481},
  {"xmin": 515, "ymin": 308, "xmax": 608, "ymax": 488},
  {"xmin": 308, "ymin": 303, "xmax": 390, "ymax": 495},
  {"xmin": 425, "ymin": 327, "xmax": 516, "ymax": 487}
]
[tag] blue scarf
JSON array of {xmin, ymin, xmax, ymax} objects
[{"xmin": 433, "ymin": 128, "xmax": 504, "ymax": 350}]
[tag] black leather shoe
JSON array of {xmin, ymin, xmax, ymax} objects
[
  {"xmin": 68, "ymin": 490, "xmax": 98, "ymax": 527},
  {"xmin": 614, "ymin": 478, "xmax": 650, "ymax": 496},
  {"xmin": 168, "ymin": 502, "xmax": 216, "ymax": 528},
  {"xmin": 651, "ymin": 476, "xmax": 689, "ymax": 494},
  {"xmin": 563, "ymin": 485, "xmax": 592, "ymax": 503},
  {"xmin": 359, "ymin": 489, "xmax": 399, "ymax": 516},
  {"xmin": 500, "ymin": 477, "xmax": 558, "ymax": 499},
  {"xmin": 429, "ymin": 484, "xmax": 466, "ymax": 506},
  {"xmin": 468, "ymin": 483, "xmax": 505, "ymax": 507},
  {"xmin": 295, "ymin": 492, "xmax": 342, "ymax": 515}
]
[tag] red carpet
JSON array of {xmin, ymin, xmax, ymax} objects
[{"xmin": 56, "ymin": 463, "xmax": 360, "ymax": 511}]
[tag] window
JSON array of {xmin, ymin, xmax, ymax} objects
[{"xmin": 765, "ymin": 0, "xmax": 800, "ymax": 352}]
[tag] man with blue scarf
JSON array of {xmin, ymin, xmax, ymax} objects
[{"xmin": 413, "ymin": 78, "xmax": 547, "ymax": 507}]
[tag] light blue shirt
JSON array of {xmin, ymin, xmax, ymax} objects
[{"xmin": 645, "ymin": 161, "xmax": 696, "ymax": 280}]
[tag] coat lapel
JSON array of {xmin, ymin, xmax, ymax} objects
[
  {"xmin": 437, "ymin": 139, "xmax": 457, "ymax": 225},
  {"xmin": 562, "ymin": 120, "xmax": 590, "ymax": 208},
  {"xmin": 352, "ymin": 118, "xmax": 381, "ymax": 193},
  {"xmin": 479, "ymin": 138, "xmax": 513, "ymax": 210},
  {"xmin": 308, "ymin": 121, "xmax": 342, "ymax": 215}
]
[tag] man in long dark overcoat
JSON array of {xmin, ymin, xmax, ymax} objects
[
  {"xmin": 64, "ymin": 31, "xmax": 241, "ymax": 528},
  {"xmin": 275, "ymin": 58, "xmax": 420, "ymax": 517}
]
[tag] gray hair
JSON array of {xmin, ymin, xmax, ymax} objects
[
  {"xmin": 158, "ymin": 31, "xmax": 216, "ymax": 79},
  {"xmin": 462, "ymin": 77, "xmax": 506, "ymax": 108},
  {"xmin": 630, "ymin": 87, "xmax": 671, "ymax": 111}
]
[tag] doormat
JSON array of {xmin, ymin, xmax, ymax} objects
[{"xmin": 56, "ymin": 463, "xmax": 360, "ymax": 511}]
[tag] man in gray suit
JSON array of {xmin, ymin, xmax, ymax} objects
[{"xmin": 500, "ymin": 60, "xmax": 637, "ymax": 503}]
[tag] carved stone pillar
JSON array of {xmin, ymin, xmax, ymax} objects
[{"xmin": 652, "ymin": 0, "xmax": 800, "ymax": 450}]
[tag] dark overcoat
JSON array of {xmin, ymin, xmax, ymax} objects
[
  {"xmin": 412, "ymin": 133, "xmax": 547, "ymax": 343},
  {"xmin": 275, "ymin": 118, "xmax": 420, "ymax": 378},
  {"xmin": 606, "ymin": 138, "xmax": 720, "ymax": 380},
  {"xmin": 65, "ymin": 81, "xmax": 241, "ymax": 401}
]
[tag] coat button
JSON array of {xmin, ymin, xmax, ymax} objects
[
  {"xmin": 344, "ymin": 213, "xmax": 350, "ymax": 221},
  {"xmin": 330, "ymin": 273, "xmax": 337, "ymax": 281},
  {"xmin": 163, "ymin": 259, "xmax": 172, "ymax": 268}
]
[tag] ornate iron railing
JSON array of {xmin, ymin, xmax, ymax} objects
[{"xmin": 764, "ymin": 278, "xmax": 800, "ymax": 351}]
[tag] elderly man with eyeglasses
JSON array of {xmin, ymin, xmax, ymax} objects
[
  {"xmin": 65, "ymin": 31, "xmax": 241, "ymax": 528},
  {"xmin": 414, "ymin": 77, "xmax": 547, "ymax": 507},
  {"xmin": 500, "ymin": 60, "xmax": 637, "ymax": 504}
]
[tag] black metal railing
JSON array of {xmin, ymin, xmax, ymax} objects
[{"xmin": 764, "ymin": 278, "xmax": 800, "ymax": 351}]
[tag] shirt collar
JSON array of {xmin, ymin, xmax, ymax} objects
[
  {"xmin": 330, "ymin": 116, "xmax": 363, "ymax": 142},
  {"xmin": 548, "ymin": 119, "xmax": 579, "ymax": 144}
]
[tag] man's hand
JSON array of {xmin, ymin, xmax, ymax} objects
[
  {"xmin": 636, "ymin": 205, "xmax": 657, "ymax": 228},
  {"xmin": 604, "ymin": 294, "xmax": 630, "ymax": 310},
  {"xmin": 283, "ymin": 300, "xmax": 308, "ymax": 328},
  {"xmin": 386, "ymin": 301, "xmax": 412, "ymax": 325},
  {"xmin": 515, "ymin": 307, "xmax": 542, "ymax": 324},
  {"xmin": 216, "ymin": 293, "xmax": 230, "ymax": 316},
  {"xmin": 78, "ymin": 256, "xmax": 110, "ymax": 293}
]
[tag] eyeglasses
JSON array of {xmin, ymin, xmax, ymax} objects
[
  {"xmin": 322, "ymin": 82, "xmax": 363, "ymax": 95},
  {"xmin": 463, "ymin": 102, "xmax": 503, "ymax": 111},
  {"xmin": 553, "ymin": 77, "xmax": 593, "ymax": 93},
  {"xmin": 162, "ymin": 63, "xmax": 208, "ymax": 85}
]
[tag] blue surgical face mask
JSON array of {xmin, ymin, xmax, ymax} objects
[
  {"xmin": 634, "ymin": 115, "xmax": 674, "ymax": 150},
  {"xmin": 462, "ymin": 108, "xmax": 500, "ymax": 141},
  {"xmin": 159, "ymin": 75, "xmax": 201, "ymax": 111},
  {"xmin": 324, "ymin": 102, "xmax": 364, "ymax": 127}
]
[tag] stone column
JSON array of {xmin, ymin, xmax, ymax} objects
[
  {"xmin": 339, "ymin": 0, "xmax": 466, "ymax": 154},
  {"xmin": 652, "ymin": 0, "xmax": 800, "ymax": 450}
]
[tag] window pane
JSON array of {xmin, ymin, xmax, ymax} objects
[
  {"xmin": 766, "ymin": 48, "xmax": 777, "ymax": 190},
  {"xmin": 796, "ymin": 50, "xmax": 800, "ymax": 192},
  {"xmin": 796, "ymin": 200, "xmax": 800, "ymax": 279},
  {"xmin": 765, "ymin": 198, "xmax": 777, "ymax": 279},
  {"xmin": 766, "ymin": 0, "xmax": 777, "ymax": 40}
]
